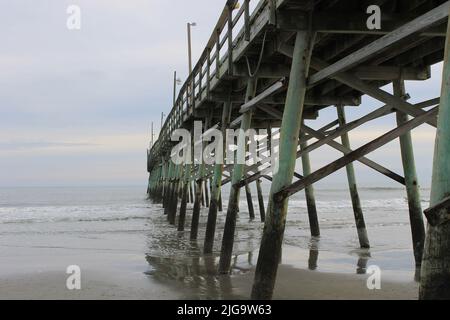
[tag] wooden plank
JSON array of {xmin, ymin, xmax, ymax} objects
[
  {"xmin": 308, "ymin": 1, "xmax": 450, "ymax": 86},
  {"xmin": 312, "ymin": 12, "xmax": 447, "ymax": 37},
  {"xmin": 240, "ymin": 79, "xmax": 286, "ymax": 113}
]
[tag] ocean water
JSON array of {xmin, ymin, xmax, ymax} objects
[{"xmin": 0, "ymin": 186, "xmax": 430, "ymax": 298}]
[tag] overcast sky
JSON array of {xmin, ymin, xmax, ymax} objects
[{"xmin": 0, "ymin": 0, "xmax": 442, "ymax": 189}]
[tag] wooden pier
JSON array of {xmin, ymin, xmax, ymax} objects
[{"xmin": 147, "ymin": 0, "xmax": 450, "ymax": 300}]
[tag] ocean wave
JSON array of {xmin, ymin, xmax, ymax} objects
[
  {"xmin": 288, "ymin": 198, "xmax": 411, "ymax": 210},
  {"xmin": 0, "ymin": 204, "xmax": 153, "ymax": 224}
]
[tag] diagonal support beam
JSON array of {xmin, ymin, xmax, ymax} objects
[
  {"xmin": 302, "ymin": 126, "xmax": 405, "ymax": 185},
  {"xmin": 250, "ymin": 104, "xmax": 407, "ymax": 185},
  {"xmin": 275, "ymin": 107, "xmax": 439, "ymax": 201},
  {"xmin": 240, "ymin": 79, "xmax": 286, "ymax": 113}
]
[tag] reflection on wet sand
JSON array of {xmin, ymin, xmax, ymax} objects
[
  {"xmin": 356, "ymin": 250, "xmax": 371, "ymax": 275},
  {"xmin": 145, "ymin": 241, "xmax": 255, "ymax": 299},
  {"xmin": 308, "ymin": 238, "xmax": 320, "ymax": 271},
  {"xmin": 308, "ymin": 250, "xmax": 319, "ymax": 271},
  {"xmin": 144, "ymin": 212, "xmax": 417, "ymax": 299}
]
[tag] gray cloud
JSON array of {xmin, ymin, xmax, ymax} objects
[
  {"xmin": 0, "ymin": 141, "xmax": 97, "ymax": 151},
  {"xmin": 0, "ymin": 0, "xmax": 442, "ymax": 187}
]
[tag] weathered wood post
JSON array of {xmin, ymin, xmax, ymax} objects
[
  {"xmin": 191, "ymin": 119, "xmax": 210, "ymax": 240},
  {"xmin": 157, "ymin": 163, "xmax": 161, "ymax": 200},
  {"xmin": 256, "ymin": 179, "xmax": 266, "ymax": 222},
  {"xmin": 300, "ymin": 131, "xmax": 320, "ymax": 237},
  {"xmin": 189, "ymin": 180, "xmax": 194, "ymax": 204},
  {"xmin": 201, "ymin": 180, "xmax": 206, "ymax": 207},
  {"xmin": 168, "ymin": 164, "xmax": 181, "ymax": 225},
  {"xmin": 146, "ymin": 173, "xmax": 151, "ymax": 197},
  {"xmin": 251, "ymin": 31, "xmax": 314, "ymax": 299},
  {"xmin": 245, "ymin": 183, "xmax": 256, "ymax": 220},
  {"xmin": 420, "ymin": 13, "xmax": 450, "ymax": 300},
  {"xmin": 204, "ymin": 100, "xmax": 231, "ymax": 254},
  {"xmin": 218, "ymin": 77, "xmax": 256, "ymax": 274},
  {"xmin": 204, "ymin": 178, "xmax": 210, "ymax": 208},
  {"xmin": 164, "ymin": 161, "xmax": 174, "ymax": 215},
  {"xmin": 178, "ymin": 149, "xmax": 192, "ymax": 232},
  {"xmin": 162, "ymin": 160, "xmax": 168, "ymax": 208},
  {"xmin": 392, "ymin": 80, "xmax": 425, "ymax": 267},
  {"xmin": 218, "ymin": 192, "xmax": 223, "ymax": 212},
  {"xmin": 336, "ymin": 106, "xmax": 370, "ymax": 248}
]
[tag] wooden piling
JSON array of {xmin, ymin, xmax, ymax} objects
[
  {"xmin": 218, "ymin": 192, "xmax": 223, "ymax": 212},
  {"xmin": 337, "ymin": 106, "xmax": 370, "ymax": 248},
  {"xmin": 300, "ymin": 132, "xmax": 320, "ymax": 238},
  {"xmin": 256, "ymin": 179, "xmax": 266, "ymax": 222},
  {"xmin": 420, "ymin": 13, "xmax": 450, "ymax": 300},
  {"xmin": 245, "ymin": 183, "xmax": 256, "ymax": 220},
  {"xmin": 168, "ymin": 164, "xmax": 180, "ymax": 225},
  {"xmin": 218, "ymin": 77, "xmax": 256, "ymax": 274},
  {"xmin": 393, "ymin": 80, "xmax": 425, "ymax": 267},
  {"xmin": 161, "ymin": 161, "xmax": 168, "ymax": 208},
  {"xmin": 251, "ymin": 31, "xmax": 313, "ymax": 299},
  {"xmin": 191, "ymin": 119, "xmax": 210, "ymax": 240},
  {"xmin": 189, "ymin": 180, "xmax": 194, "ymax": 204},
  {"xmin": 178, "ymin": 152, "xmax": 192, "ymax": 231},
  {"xmin": 204, "ymin": 178, "xmax": 210, "ymax": 208},
  {"xmin": 201, "ymin": 181, "xmax": 206, "ymax": 207},
  {"xmin": 191, "ymin": 176, "xmax": 203, "ymax": 240},
  {"xmin": 204, "ymin": 101, "xmax": 231, "ymax": 254},
  {"xmin": 164, "ymin": 161, "xmax": 174, "ymax": 215}
]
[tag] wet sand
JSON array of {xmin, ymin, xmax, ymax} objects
[
  {"xmin": 0, "ymin": 244, "xmax": 419, "ymax": 300},
  {"xmin": 0, "ymin": 266, "xmax": 418, "ymax": 300},
  {"xmin": 0, "ymin": 271, "xmax": 181, "ymax": 300},
  {"xmin": 234, "ymin": 266, "xmax": 419, "ymax": 300}
]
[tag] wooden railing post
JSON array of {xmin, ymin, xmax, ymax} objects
[
  {"xmin": 207, "ymin": 48, "xmax": 211, "ymax": 99},
  {"xmin": 227, "ymin": 3, "xmax": 234, "ymax": 76},
  {"xmin": 216, "ymin": 29, "xmax": 221, "ymax": 79},
  {"xmin": 244, "ymin": 0, "xmax": 250, "ymax": 41}
]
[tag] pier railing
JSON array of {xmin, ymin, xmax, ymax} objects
[{"xmin": 149, "ymin": 0, "xmax": 270, "ymax": 165}]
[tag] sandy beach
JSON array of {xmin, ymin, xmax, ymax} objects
[
  {"xmin": 0, "ymin": 264, "xmax": 418, "ymax": 300},
  {"xmin": 0, "ymin": 186, "xmax": 423, "ymax": 300},
  {"xmin": 0, "ymin": 242, "xmax": 419, "ymax": 300}
]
